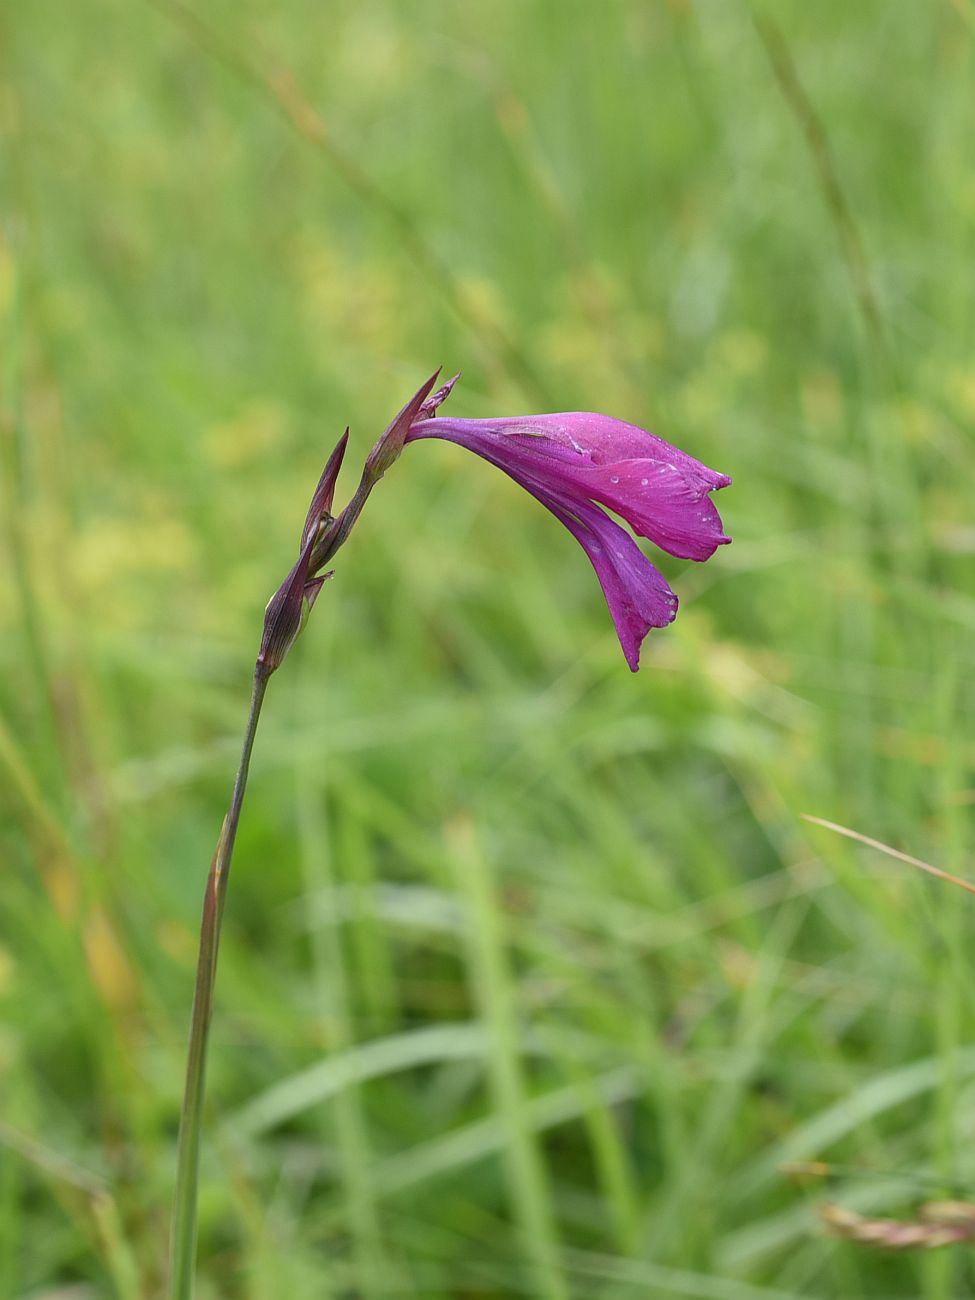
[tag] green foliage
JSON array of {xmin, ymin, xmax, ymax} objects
[{"xmin": 2, "ymin": 0, "xmax": 974, "ymax": 1295}]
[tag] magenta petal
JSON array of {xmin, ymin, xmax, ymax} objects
[
  {"xmin": 408, "ymin": 417, "xmax": 729, "ymax": 561},
  {"xmin": 531, "ymin": 485, "xmax": 678, "ymax": 671},
  {"xmin": 447, "ymin": 413, "xmax": 731, "ymax": 491},
  {"xmin": 573, "ymin": 459, "xmax": 731, "ymax": 560}
]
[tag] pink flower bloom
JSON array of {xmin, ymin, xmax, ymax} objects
[{"xmin": 404, "ymin": 384, "xmax": 730, "ymax": 671}]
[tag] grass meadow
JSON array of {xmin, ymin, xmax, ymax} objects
[{"xmin": 2, "ymin": 1, "xmax": 975, "ymax": 1296}]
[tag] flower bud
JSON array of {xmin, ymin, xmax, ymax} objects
[
  {"xmin": 255, "ymin": 430, "xmax": 347, "ymax": 677},
  {"xmin": 363, "ymin": 369, "xmax": 441, "ymax": 482},
  {"xmin": 300, "ymin": 429, "xmax": 348, "ymax": 549}
]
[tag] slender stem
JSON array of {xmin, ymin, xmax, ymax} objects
[{"xmin": 168, "ymin": 668, "xmax": 269, "ymax": 1300}]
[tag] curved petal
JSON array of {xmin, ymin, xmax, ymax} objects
[
  {"xmin": 567, "ymin": 459, "xmax": 731, "ymax": 560},
  {"xmin": 414, "ymin": 413, "xmax": 731, "ymax": 492},
  {"xmin": 407, "ymin": 417, "xmax": 730, "ymax": 561},
  {"xmin": 528, "ymin": 483, "xmax": 678, "ymax": 671}
]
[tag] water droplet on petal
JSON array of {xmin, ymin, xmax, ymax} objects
[
  {"xmin": 640, "ymin": 477, "xmax": 649, "ymax": 486},
  {"xmin": 610, "ymin": 475, "xmax": 620, "ymax": 485}
]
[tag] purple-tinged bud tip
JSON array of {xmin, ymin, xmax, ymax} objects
[
  {"xmin": 300, "ymin": 429, "xmax": 349, "ymax": 549},
  {"xmin": 418, "ymin": 372, "xmax": 460, "ymax": 420},
  {"xmin": 364, "ymin": 369, "xmax": 443, "ymax": 480}
]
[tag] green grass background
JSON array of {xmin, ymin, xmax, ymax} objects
[{"xmin": 2, "ymin": 1, "xmax": 975, "ymax": 1296}]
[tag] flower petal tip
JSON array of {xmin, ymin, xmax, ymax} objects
[
  {"xmin": 300, "ymin": 428, "xmax": 349, "ymax": 548},
  {"xmin": 419, "ymin": 371, "xmax": 461, "ymax": 419}
]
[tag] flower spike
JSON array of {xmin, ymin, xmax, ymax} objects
[{"xmin": 259, "ymin": 370, "xmax": 728, "ymax": 678}]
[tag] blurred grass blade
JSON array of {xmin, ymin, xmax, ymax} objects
[
  {"xmin": 373, "ymin": 1067, "xmax": 639, "ymax": 1197},
  {"xmin": 740, "ymin": 1048, "xmax": 975, "ymax": 1196},
  {"xmin": 231, "ymin": 1022, "xmax": 488, "ymax": 1137},
  {"xmin": 449, "ymin": 817, "xmax": 568, "ymax": 1300}
]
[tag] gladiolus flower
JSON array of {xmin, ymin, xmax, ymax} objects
[{"xmin": 404, "ymin": 388, "xmax": 730, "ymax": 671}]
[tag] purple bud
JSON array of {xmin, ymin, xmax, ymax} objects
[
  {"xmin": 258, "ymin": 484, "xmax": 336, "ymax": 678},
  {"xmin": 257, "ymin": 553, "xmax": 311, "ymax": 678},
  {"xmin": 300, "ymin": 429, "xmax": 349, "ymax": 550},
  {"xmin": 363, "ymin": 369, "xmax": 442, "ymax": 481}
]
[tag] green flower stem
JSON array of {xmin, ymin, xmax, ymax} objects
[{"xmin": 168, "ymin": 668, "xmax": 269, "ymax": 1300}]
